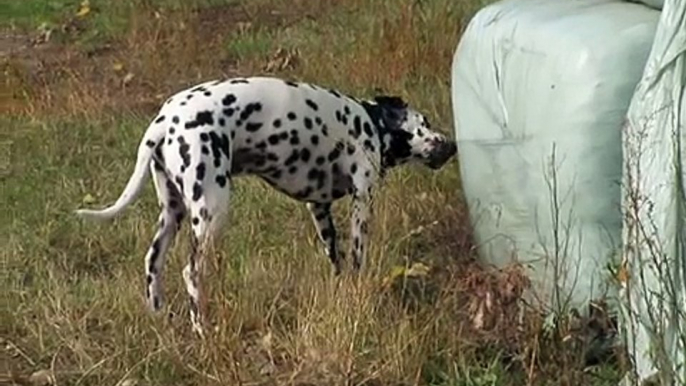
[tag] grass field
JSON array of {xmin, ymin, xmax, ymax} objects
[{"xmin": 3, "ymin": 1, "xmax": 625, "ymax": 385}]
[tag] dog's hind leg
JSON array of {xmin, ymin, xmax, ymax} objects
[
  {"xmin": 144, "ymin": 161, "xmax": 186, "ymax": 312},
  {"xmin": 181, "ymin": 168, "xmax": 231, "ymax": 337}
]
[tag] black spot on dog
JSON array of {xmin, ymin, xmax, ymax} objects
[
  {"xmin": 216, "ymin": 174, "xmax": 227, "ymax": 187},
  {"xmin": 285, "ymin": 80, "xmax": 299, "ymax": 87},
  {"xmin": 196, "ymin": 162, "xmax": 206, "ymax": 181},
  {"xmin": 332, "ymin": 189, "xmax": 346, "ymax": 199},
  {"xmin": 192, "ymin": 183, "xmax": 203, "ymax": 201},
  {"xmin": 271, "ymin": 169, "xmax": 283, "ymax": 179},
  {"xmin": 204, "ymin": 91, "xmax": 212, "ymax": 97},
  {"xmin": 178, "ymin": 136, "xmax": 191, "ymax": 167},
  {"xmin": 363, "ymin": 139, "xmax": 375, "ymax": 153},
  {"xmin": 219, "ymin": 118, "xmax": 226, "ymax": 127},
  {"xmin": 363, "ymin": 122, "xmax": 374, "ymax": 137},
  {"xmin": 305, "ymin": 99, "xmax": 319, "ymax": 111},
  {"xmin": 315, "ymin": 116, "xmax": 322, "ymax": 125},
  {"xmin": 181, "ymin": 101, "xmax": 187, "ymax": 106},
  {"xmin": 240, "ymin": 103, "xmax": 262, "ymax": 122},
  {"xmin": 191, "ymin": 86, "xmax": 207, "ymax": 93},
  {"xmin": 328, "ymin": 89, "xmax": 341, "ymax": 98},
  {"xmin": 256, "ymin": 141, "xmax": 267, "ymax": 150},
  {"xmin": 222, "ymin": 94, "xmax": 237, "ymax": 106},
  {"xmin": 155, "ymin": 115, "xmax": 166, "ymax": 124},
  {"xmin": 287, "ymin": 112, "xmax": 297, "ymax": 121},
  {"xmin": 146, "ymin": 140, "xmax": 156, "ymax": 148},
  {"xmin": 315, "ymin": 156, "xmax": 325, "ymax": 165},
  {"xmin": 285, "ymin": 149, "xmax": 300, "ymax": 166},
  {"xmin": 172, "ymin": 116, "xmax": 180, "ymax": 124},
  {"xmin": 153, "ymin": 296, "xmax": 161, "ymax": 310},
  {"xmin": 347, "ymin": 143, "xmax": 356, "ymax": 155},
  {"xmin": 230, "ymin": 78, "xmax": 249, "ymax": 84},
  {"xmin": 169, "ymin": 127, "xmax": 175, "ymax": 134},
  {"xmin": 201, "ymin": 146, "xmax": 209, "ymax": 155},
  {"xmin": 192, "ymin": 217, "xmax": 200, "ymax": 225},
  {"xmin": 273, "ymin": 119, "xmax": 282, "ymax": 128},
  {"xmin": 304, "ymin": 117, "xmax": 313, "ymax": 129},
  {"xmin": 352, "ymin": 116, "xmax": 362, "ymax": 138},
  {"xmin": 185, "ymin": 111, "xmax": 214, "ymax": 129},
  {"xmin": 328, "ymin": 142, "xmax": 344, "ymax": 162},
  {"xmin": 175, "ymin": 175, "xmax": 184, "ymax": 193},
  {"xmin": 268, "ymin": 134, "xmax": 280, "ymax": 145},
  {"xmin": 350, "ymin": 163, "xmax": 358, "ymax": 174},
  {"xmin": 335, "ymin": 110, "xmax": 342, "ymax": 122},
  {"xmin": 186, "ymin": 94, "xmax": 194, "ymax": 100},
  {"xmin": 344, "ymin": 106, "xmax": 351, "ymax": 115},
  {"xmin": 223, "ymin": 108, "xmax": 235, "ymax": 117},
  {"xmin": 147, "ymin": 274, "xmax": 153, "ymax": 285},
  {"xmin": 208, "ymin": 131, "xmax": 230, "ymax": 167},
  {"xmin": 322, "ymin": 125, "xmax": 329, "ymax": 137},
  {"xmin": 246, "ymin": 122, "xmax": 263, "ymax": 132},
  {"xmin": 311, "ymin": 135, "xmax": 319, "ymax": 145},
  {"xmin": 290, "ymin": 135, "xmax": 300, "ymax": 145},
  {"xmin": 288, "ymin": 166, "xmax": 298, "ymax": 174},
  {"xmin": 267, "ymin": 152, "xmax": 279, "ymax": 162},
  {"xmin": 300, "ymin": 148, "xmax": 311, "ymax": 162},
  {"xmin": 200, "ymin": 132, "xmax": 210, "ymax": 142}
]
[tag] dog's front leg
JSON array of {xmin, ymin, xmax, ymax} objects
[
  {"xmin": 350, "ymin": 191, "xmax": 371, "ymax": 272},
  {"xmin": 307, "ymin": 202, "xmax": 341, "ymax": 275}
]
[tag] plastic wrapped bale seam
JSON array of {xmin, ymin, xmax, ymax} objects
[
  {"xmin": 619, "ymin": 0, "xmax": 685, "ymax": 382},
  {"xmin": 450, "ymin": 0, "xmax": 659, "ymax": 312}
]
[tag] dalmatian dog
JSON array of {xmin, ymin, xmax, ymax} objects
[{"xmin": 75, "ymin": 76, "xmax": 457, "ymax": 335}]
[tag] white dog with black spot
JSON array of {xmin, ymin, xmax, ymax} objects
[{"xmin": 76, "ymin": 76, "xmax": 457, "ymax": 336}]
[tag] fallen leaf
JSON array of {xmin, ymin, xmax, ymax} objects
[
  {"xmin": 406, "ymin": 262, "xmax": 430, "ymax": 277},
  {"xmin": 29, "ymin": 369, "xmax": 54, "ymax": 386},
  {"xmin": 123, "ymin": 72, "xmax": 135, "ymax": 85},
  {"xmin": 112, "ymin": 62, "xmax": 125, "ymax": 72},
  {"xmin": 82, "ymin": 193, "xmax": 96, "ymax": 204},
  {"xmin": 76, "ymin": 0, "xmax": 91, "ymax": 18}
]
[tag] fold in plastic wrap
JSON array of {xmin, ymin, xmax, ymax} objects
[
  {"xmin": 620, "ymin": 0, "xmax": 685, "ymax": 382},
  {"xmin": 450, "ymin": 0, "xmax": 659, "ymax": 311}
]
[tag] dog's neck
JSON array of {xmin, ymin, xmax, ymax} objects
[{"xmin": 360, "ymin": 100, "xmax": 412, "ymax": 170}]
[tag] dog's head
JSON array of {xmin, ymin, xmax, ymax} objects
[{"xmin": 369, "ymin": 95, "xmax": 457, "ymax": 170}]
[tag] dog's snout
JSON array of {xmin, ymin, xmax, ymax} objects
[
  {"xmin": 441, "ymin": 140, "xmax": 457, "ymax": 158},
  {"xmin": 427, "ymin": 139, "xmax": 457, "ymax": 169}
]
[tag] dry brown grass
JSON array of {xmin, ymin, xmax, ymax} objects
[{"xmin": 2, "ymin": 0, "xmax": 624, "ymax": 385}]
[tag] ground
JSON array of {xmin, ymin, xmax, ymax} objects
[{"xmin": 2, "ymin": 1, "xmax": 625, "ymax": 385}]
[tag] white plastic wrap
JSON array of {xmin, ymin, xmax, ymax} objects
[
  {"xmin": 450, "ymin": 0, "xmax": 659, "ymax": 310},
  {"xmin": 619, "ymin": 0, "xmax": 685, "ymax": 382}
]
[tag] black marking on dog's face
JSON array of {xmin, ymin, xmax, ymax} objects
[{"xmin": 363, "ymin": 95, "xmax": 456, "ymax": 169}]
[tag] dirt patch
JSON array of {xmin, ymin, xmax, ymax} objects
[{"xmin": 2, "ymin": 0, "xmax": 340, "ymax": 118}]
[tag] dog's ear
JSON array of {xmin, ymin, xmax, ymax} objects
[
  {"xmin": 374, "ymin": 95, "xmax": 407, "ymax": 109},
  {"xmin": 373, "ymin": 95, "xmax": 407, "ymax": 130}
]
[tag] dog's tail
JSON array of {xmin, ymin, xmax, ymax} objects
[{"xmin": 75, "ymin": 119, "xmax": 167, "ymax": 222}]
